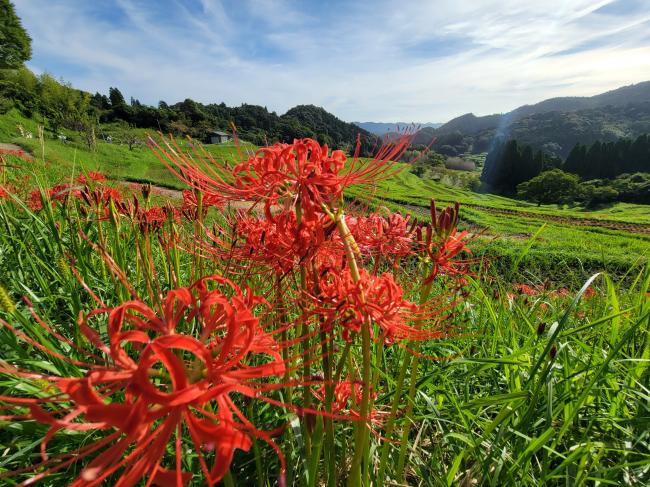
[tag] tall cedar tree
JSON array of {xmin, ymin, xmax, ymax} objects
[{"xmin": 564, "ymin": 134, "xmax": 650, "ymax": 180}]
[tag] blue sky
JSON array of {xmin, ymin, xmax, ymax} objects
[{"xmin": 13, "ymin": 0, "xmax": 650, "ymax": 123}]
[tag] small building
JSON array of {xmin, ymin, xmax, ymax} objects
[{"xmin": 207, "ymin": 130, "xmax": 232, "ymax": 144}]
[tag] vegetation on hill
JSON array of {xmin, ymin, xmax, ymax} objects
[
  {"xmin": 412, "ymin": 82, "xmax": 650, "ymax": 158},
  {"xmin": 0, "ymin": 70, "xmax": 378, "ymax": 154},
  {"xmin": 354, "ymin": 121, "xmax": 442, "ymax": 134},
  {"xmin": 565, "ymin": 133, "xmax": 650, "ymax": 179},
  {"xmin": 517, "ymin": 169, "xmax": 582, "ymax": 206},
  {"xmin": 481, "ymin": 133, "xmax": 650, "ymax": 206},
  {"xmin": 481, "ymin": 139, "xmax": 561, "ymax": 194}
]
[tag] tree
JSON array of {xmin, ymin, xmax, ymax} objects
[
  {"xmin": 583, "ymin": 184, "xmax": 619, "ymax": 208},
  {"xmin": 108, "ymin": 87, "xmax": 126, "ymax": 107},
  {"xmin": 0, "ymin": 0, "xmax": 32, "ymax": 69},
  {"xmin": 0, "ymin": 66, "xmax": 37, "ymax": 113},
  {"xmin": 38, "ymin": 74, "xmax": 91, "ymax": 132},
  {"xmin": 517, "ymin": 169, "xmax": 582, "ymax": 206}
]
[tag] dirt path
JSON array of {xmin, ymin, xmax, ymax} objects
[
  {"xmin": 0, "ymin": 143, "xmax": 35, "ymax": 161},
  {"xmin": 118, "ymin": 181, "xmax": 263, "ymax": 212}
]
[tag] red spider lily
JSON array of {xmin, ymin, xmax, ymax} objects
[
  {"xmin": 80, "ymin": 186, "xmax": 122, "ymax": 207},
  {"xmin": 203, "ymin": 209, "xmax": 336, "ymax": 273},
  {"xmin": 312, "ymin": 381, "xmax": 386, "ymax": 429},
  {"xmin": 0, "ymin": 147, "xmax": 30, "ymax": 161},
  {"xmin": 584, "ymin": 286, "xmax": 596, "ymax": 299},
  {"xmin": 513, "ymin": 283, "xmax": 542, "ymax": 296},
  {"xmin": 0, "ymin": 185, "xmax": 10, "ymax": 199},
  {"xmin": 313, "ymin": 381, "xmax": 364, "ymax": 413},
  {"xmin": 27, "ymin": 184, "xmax": 82, "ymax": 211},
  {"xmin": 416, "ymin": 200, "xmax": 474, "ymax": 283},
  {"xmin": 138, "ymin": 206, "xmax": 168, "ymax": 232},
  {"xmin": 27, "ymin": 189, "xmax": 44, "ymax": 210},
  {"xmin": 77, "ymin": 171, "xmax": 107, "ymax": 185},
  {"xmin": 549, "ymin": 287, "xmax": 570, "ymax": 299},
  {"xmin": 426, "ymin": 228, "xmax": 472, "ymax": 281},
  {"xmin": 149, "ymin": 133, "xmax": 416, "ymax": 222},
  {"xmin": 181, "ymin": 189, "xmax": 224, "ymax": 220},
  {"xmin": 346, "ymin": 211, "xmax": 414, "ymax": 260},
  {"xmin": 0, "ymin": 277, "xmax": 293, "ymax": 486},
  {"xmin": 315, "ymin": 268, "xmax": 438, "ymax": 343}
]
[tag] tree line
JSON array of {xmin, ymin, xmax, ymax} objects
[
  {"xmin": 564, "ymin": 135, "xmax": 650, "ymax": 179},
  {"xmin": 480, "ymin": 138, "xmax": 562, "ymax": 194},
  {"xmin": 0, "ymin": 66, "xmax": 378, "ymax": 153},
  {"xmin": 481, "ymin": 136, "xmax": 650, "ymax": 205}
]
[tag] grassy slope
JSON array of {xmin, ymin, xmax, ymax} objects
[
  {"xmin": 2, "ymin": 108, "xmax": 649, "ymax": 284},
  {"xmin": 0, "ymin": 108, "xmax": 254, "ymax": 188},
  {"xmin": 352, "ymin": 165, "xmax": 650, "ymax": 285}
]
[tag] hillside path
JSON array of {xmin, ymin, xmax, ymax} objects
[
  {"xmin": 118, "ymin": 182, "xmax": 265, "ymax": 213},
  {"xmin": 0, "ymin": 143, "xmax": 35, "ymax": 160}
]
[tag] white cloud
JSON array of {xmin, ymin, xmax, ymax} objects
[{"xmin": 12, "ymin": 0, "xmax": 650, "ymax": 122}]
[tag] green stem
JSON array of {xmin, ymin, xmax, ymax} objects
[
  {"xmin": 324, "ymin": 328, "xmax": 336, "ymax": 487},
  {"xmin": 333, "ymin": 213, "xmax": 369, "ymax": 486},
  {"xmin": 223, "ymin": 470, "xmax": 236, "ymax": 487},
  {"xmin": 394, "ymin": 279, "xmax": 434, "ymax": 482},
  {"xmin": 375, "ymin": 350, "xmax": 412, "ymax": 485},
  {"xmin": 307, "ymin": 416, "xmax": 324, "ymax": 487},
  {"xmin": 348, "ymin": 316, "xmax": 371, "ymax": 487}
]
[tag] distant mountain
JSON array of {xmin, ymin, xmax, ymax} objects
[
  {"xmin": 354, "ymin": 121, "xmax": 442, "ymax": 135},
  {"xmin": 509, "ymin": 80, "xmax": 650, "ymax": 121},
  {"xmin": 416, "ymin": 80, "xmax": 650, "ymax": 158}
]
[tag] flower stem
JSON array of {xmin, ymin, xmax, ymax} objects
[
  {"xmin": 394, "ymin": 279, "xmax": 434, "ymax": 482},
  {"xmin": 376, "ymin": 270, "xmax": 433, "ymax": 486},
  {"xmin": 333, "ymin": 211, "xmax": 370, "ymax": 487}
]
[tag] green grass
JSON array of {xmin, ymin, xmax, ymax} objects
[
  {"xmin": 348, "ymin": 165, "xmax": 650, "ymax": 285},
  {"xmin": 0, "ymin": 175, "xmax": 647, "ymax": 485},
  {"xmin": 0, "ymin": 108, "xmax": 256, "ymax": 188}
]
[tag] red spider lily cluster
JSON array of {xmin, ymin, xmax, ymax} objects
[
  {"xmin": 510, "ymin": 283, "xmax": 598, "ymax": 300},
  {"xmin": 0, "ymin": 135, "xmax": 473, "ymax": 485},
  {"xmin": 77, "ymin": 171, "xmax": 108, "ymax": 185}
]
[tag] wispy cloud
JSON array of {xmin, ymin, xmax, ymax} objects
[{"xmin": 13, "ymin": 0, "xmax": 650, "ymax": 122}]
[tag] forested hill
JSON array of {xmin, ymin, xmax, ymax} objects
[
  {"xmin": 96, "ymin": 93, "xmax": 379, "ymax": 152},
  {"xmin": 411, "ymin": 81, "xmax": 650, "ymax": 158},
  {"xmin": 509, "ymin": 80, "xmax": 650, "ymax": 120},
  {"xmin": 282, "ymin": 105, "xmax": 377, "ymax": 153},
  {"xmin": 0, "ymin": 67, "xmax": 378, "ymax": 154}
]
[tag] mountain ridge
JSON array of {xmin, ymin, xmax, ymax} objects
[{"xmin": 410, "ymin": 80, "xmax": 650, "ymax": 158}]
